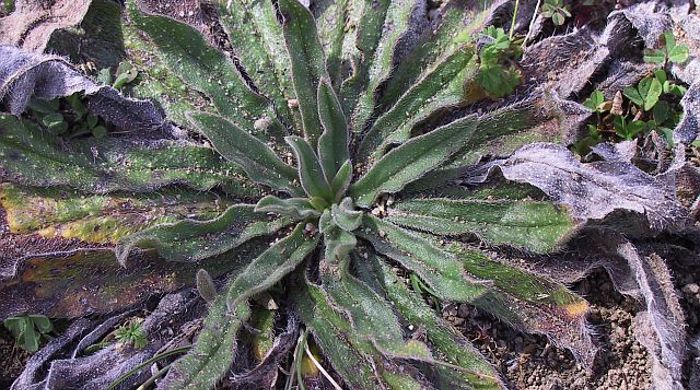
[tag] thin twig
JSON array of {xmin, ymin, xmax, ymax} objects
[
  {"xmin": 136, "ymin": 363, "xmax": 172, "ymax": 390},
  {"xmin": 304, "ymin": 343, "xmax": 343, "ymax": 390},
  {"xmin": 107, "ymin": 345, "xmax": 191, "ymax": 390},
  {"xmin": 523, "ymin": 0, "xmax": 542, "ymax": 49},
  {"xmin": 295, "ymin": 330, "xmax": 308, "ymax": 390}
]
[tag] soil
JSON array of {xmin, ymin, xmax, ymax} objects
[
  {"xmin": 446, "ymin": 269, "xmax": 653, "ymax": 390},
  {"xmin": 0, "ymin": 326, "xmax": 31, "ymax": 388}
]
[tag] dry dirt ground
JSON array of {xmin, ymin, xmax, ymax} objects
[{"xmin": 0, "ymin": 327, "xmax": 31, "ymax": 388}]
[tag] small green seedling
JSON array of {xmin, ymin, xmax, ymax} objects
[
  {"xmin": 476, "ymin": 26, "xmax": 522, "ymax": 98},
  {"xmin": 654, "ymin": 69, "xmax": 687, "ymax": 97},
  {"xmin": 583, "ymin": 90, "xmax": 607, "ymax": 113},
  {"xmin": 1, "ymin": 0, "xmax": 14, "ymax": 13},
  {"xmin": 3, "ymin": 314, "xmax": 53, "ymax": 352},
  {"xmin": 97, "ymin": 61, "xmax": 139, "ymax": 90},
  {"xmin": 66, "ymin": 93, "xmax": 108, "ymax": 138},
  {"xmin": 613, "ymin": 116, "xmax": 646, "ymax": 140},
  {"xmin": 28, "ymin": 99, "xmax": 68, "ymax": 135},
  {"xmin": 623, "ymin": 75, "xmax": 662, "ymax": 111},
  {"xmin": 644, "ymin": 31, "xmax": 689, "ymax": 65},
  {"xmin": 115, "ymin": 319, "xmax": 148, "ymax": 349},
  {"xmin": 541, "ymin": 0, "xmax": 572, "ymax": 26},
  {"xmin": 28, "ymin": 94, "xmax": 108, "ymax": 138},
  {"xmin": 113, "ymin": 62, "xmax": 139, "ymax": 90}
]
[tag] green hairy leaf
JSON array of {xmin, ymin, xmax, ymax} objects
[
  {"xmin": 163, "ymin": 296, "xmax": 251, "ymax": 389},
  {"xmin": 360, "ymin": 215, "xmax": 487, "ymax": 302},
  {"xmin": 386, "ymin": 197, "xmax": 577, "ymax": 253},
  {"xmin": 165, "ymin": 225, "xmax": 317, "ymax": 389},
  {"xmin": 286, "ymin": 135, "xmax": 334, "ymax": 200},
  {"xmin": 381, "ymin": 265, "xmax": 503, "ymax": 388},
  {"xmin": 226, "ymin": 224, "xmax": 319, "ymax": 309},
  {"xmin": 358, "ymin": 45, "xmax": 477, "ymax": 160},
  {"xmin": 255, "ymin": 195, "xmax": 321, "ymax": 219},
  {"xmin": 0, "ymin": 115, "xmax": 258, "ymax": 196},
  {"xmin": 319, "ymin": 209, "xmax": 357, "ymax": 262},
  {"xmin": 351, "ymin": 116, "xmax": 478, "ymax": 207},
  {"xmin": 217, "ymin": 0, "xmax": 296, "ymax": 125},
  {"xmin": 279, "ymin": 0, "xmax": 329, "ymax": 147},
  {"xmin": 127, "ymin": 0, "xmax": 279, "ymax": 135},
  {"xmin": 196, "ymin": 269, "xmax": 218, "ymax": 303},
  {"xmin": 330, "ymin": 159, "xmax": 353, "ymax": 200},
  {"xmin": 187, "ymin": 112, "xmax": 300, "ymax": 195},
  {"xmin": 317, "ymin": 78, "xmax": 350, "ymax": 180},
  {"xmin": 331, "ymin": 197, "xmax": 363, "ymax": 232},
  {"xmin": 115, "ymin": 205, "xmax": 293, "ymax": 264}
]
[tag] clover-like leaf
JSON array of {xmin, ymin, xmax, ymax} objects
[
  {"xmin": 664, "ymin": 31, "xmax": 689, "ymax": 64},
  {"xmin": 623, "ymin": 75, "xmax": 662, "ymax": 111}
]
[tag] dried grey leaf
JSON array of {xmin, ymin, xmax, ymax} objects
[
  {"xmin": 0, "ymin": 0, "xmax": 93, "ymax": 52},
  {"xmin": 11, "ymin": 290, "xmax": 204, "ymax": 390},
  {"xmin": 463, "ymin": 143, "xmax": 688, "ymax": 231},
  {"xmin": 0, "ymin": 46, "xmax": 171, "ymax": 135}
]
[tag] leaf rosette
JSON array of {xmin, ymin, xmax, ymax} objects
[{"xmin": 4, "ymin": 0, "xmax": 684, "ymax": 388}]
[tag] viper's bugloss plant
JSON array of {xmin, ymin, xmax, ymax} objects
[{"xmin": 0, "ymin": 0, "xmax": 610, "ymax": 388}]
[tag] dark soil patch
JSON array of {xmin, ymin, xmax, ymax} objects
[{"xmin": 0, "ymin": 326, "xmax": 31, "ymax": 388}]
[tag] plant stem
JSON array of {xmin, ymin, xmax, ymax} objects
[
  {"xmin": 107, "ymin": 345, "xmax": 191, "ymax": 390},
  {"xmin": 523, "ymin": 0, "xmax": 541, "ymax": 49},
  {"xmin": 509, "ymin": 0, "xmax": 520, "ymax": 40},
  {"xmin": 305, "ymin": 343, "xmax": 342, "ymax": 390},
  {"xmin": 136, "ymin": 363, "xmax": 172, "ymax": 390},
  {"xmin": 295, "ymin": 329, "xmax": 308, "ymax": 390}
]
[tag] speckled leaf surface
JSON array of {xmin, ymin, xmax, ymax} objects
[
  {"xmin": 126, "ymin": 0, "xmax": 279, "ymax": 138},
  {"xmin": 386, "ymin": 196, "xmax": 576, "ymax": 253},
  {"xmin": 360, "ymin": 215, "xmax": 594, "ymax": 363},
  {"xmin": 0, "ymin": 241, "xmax": 264, "ymax": 319},
  {"xmin": 358, "ymin": 44, "xmax": 478, "ymax": 161},
  {"xmin": 161, "ymin": 296, "xmax": 251, "ymax": 390},
  {"xmin": 279, "ymin": 0, "xmax": 329, "ymax": 147},
  {"xmin": 0, "ymin": 184, "xmax": 229, "ymax": 244},
  {"xmin": 351, "ymin": 115, "xmax": 478, "ymax": 207},
  {"xmin": 0, "ymin": 115, "xmax": 257, "ymax": 196},
  {"xmin": 161, "ymin": 224, "xmax": 317, "ymax": 389},
  {"xmin": 187, "ymin": 112, "xmax": 300, "ymax": 194},
  {"xmin": 380, "ymin": 265, "xmax": 504, "ymax": 389},
  {"xmin": 115, "ymin": 205, "xmax": 294, "ymax": 264},
  {"xmin": 217, "ymin": 0, "xmax": 296, "ymax": 127}
]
